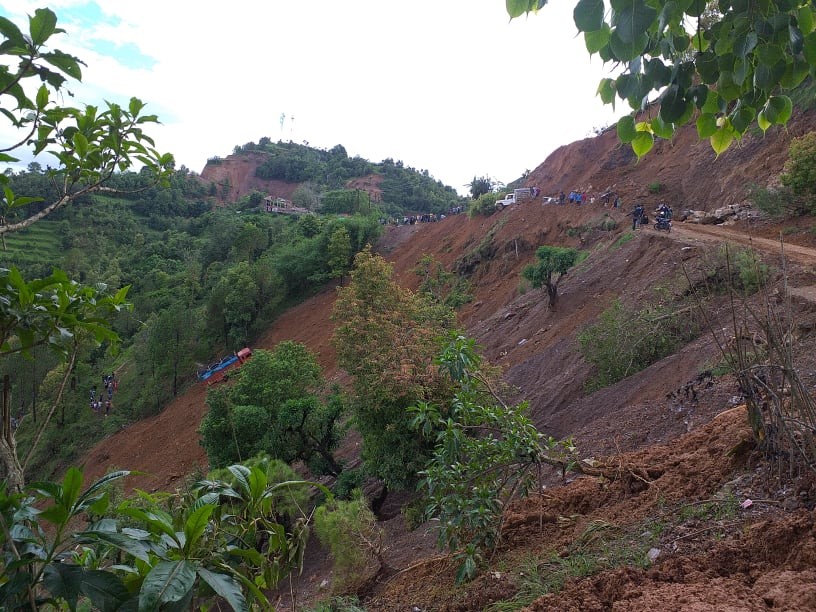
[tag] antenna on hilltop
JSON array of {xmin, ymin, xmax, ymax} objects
[{"xmin": 279, "ymin": 113, "xmax": 285, "ymax": 135}]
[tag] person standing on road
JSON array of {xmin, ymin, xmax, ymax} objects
[{"xmin": 631, "ymin": 204, "xmax": 645, "ymax": 230}]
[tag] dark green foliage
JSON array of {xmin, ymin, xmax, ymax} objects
[
  {"xmin": 415, "ymin": 254, "xmax": 473, "ymax": 309},
  {"xmin": 199, "ymin": 343, "xmax": 345, "ymax": 474},
  {"xmin": 511, "ymin": 0, "xmax": 809, "ymax": 158},
  {"xmin": 469, "ymin": 175, "xmax": 493, "ymax": 199},
  {"xmin": 467, "ymin": 192, "xmax": 499, "ymax": 217},
  {"xmin": 322, "ymin": 189, "xmax": 370, "ymax": 215},
  {"xmin": 249, "ymin": 140, "xmax": 465, "ymax": 215},
  {"xmin": 0, "ymin": 463, "xmax": 323, "ymax": 611}
]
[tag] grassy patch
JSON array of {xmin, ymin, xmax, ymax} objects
[
  {"xmin": 487, "ymin": 495, "xmax": 740, "ymax": 610},
  {"xmin": 487, "ymin": 519, "xmax": 660, "ymax": 611},
  {"xmin": 612, "ymin": 231, "xmax": 635, "ymax": 249}
]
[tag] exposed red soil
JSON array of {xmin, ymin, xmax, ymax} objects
[{"xmin": 79, "ymin": 108, "xmax": 816, "ymax": 610}]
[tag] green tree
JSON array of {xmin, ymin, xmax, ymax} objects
[
  {"xmin": 508, "ymin": 0, "xmax": 809, "ymax": 158},
  {"xmin": 332, "ymin": 247, "xmax": 456, "ymax": 489},
  {"xmin": 327, "ymin": 225, "xmax": 353, "ymax": 281},
  {"xmin": 409, "ymin": 334, "xmax": 580, "ymax": 583},
  {"xmin": 0, "ymin": 268, "xmax": 130, "ymax": 491},
  {"xmin": 521, "ymin": 245, "xmax": 581, "ymax": 308},
  {"xmin": 200, "ymin": 343, "xmax": 345, "ymax": 474},
  {"xmin": 468, "ymin": 175, "xmax": 493, "ymax": 199}
]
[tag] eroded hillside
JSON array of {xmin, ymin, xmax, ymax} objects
[{"xmin": 80, "ymin": 108, "xmax": 816, "ymax": 610}]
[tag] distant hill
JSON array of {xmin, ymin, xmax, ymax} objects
[{"xmin": 199, "ymin": 140, "xmax": 464, "ymax": 215}]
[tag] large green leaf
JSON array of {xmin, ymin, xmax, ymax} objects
[
  {"xmin": 74, "ymin": 470, "xmax": 131, "ymax": 513},
  {"xmin": 763, "ymin": 95, "xmax": 792, "ymax": 124},
  {"xmin": 609, "ymin": 30, "xmax": 649, "ymax": 61},
  {"xmin": 695, "ymin": 51, "xmax": 720, "ymax": 83},
  {"xmin": 659, "ymin": 85, "xmax": 686, "ymax": 123},
  {"xmin": 696, "ymin": 113, "xmax": 718, "ymax": 138},
  {"xmin": 615, "ymin": 0, "xmax": 657, "ymax": 43},
  {"xmin": 42, "ymin": 563, "xmax": 83, "ymax": 610},
  {"xmin": 597, "ymin": 78, "xmax": 616, "ymax": 105},
  {"xmin": 80, "ymin": 570, "xmax": 132, "ymax": 611},
  {"xmin": 574, "ymin": 0, "xmax": 605, "ymax": 32},
  {"xmin": 196, "ymin": 568, "xmax": 248, "ymax": 612},
  {"xmin": 804, "ymin": 31, "xmax": 816, "ymax": 65},
  {"xmin": 733, "ymin": 31, "xmax": 757, "ymax": 57},
  {"xmin": 42, "ymin": 50, "xmax": 83, "ymax": 81},
  {"xmin": 506, "ymin": 0, "xmax": 534, "ymax": 18},
  {"xmin": 62, "ymin": 466, "xmax": 83, "ymax": 512},
  {"xmin": 138, "ymin": 560, "xmax": 196, "ymax": 611},
  {"xmin": 29, "ymin": 7, "xmax": 58, "ymax": 46},
  {"xmin": 651, "ymin": 115, "xmax": 674, "ymax": 140},
  {"xmin": 757, "ymin": 109, "xmax": 772, "ymax": 132},
  {"xmin": 799, "ymin": 6, "xmax": 815, "ymax": 35},
  {"xmin": 631, "ymin": 131, "xmax": 654, "ymax": 160},
  {"xmin": 617, "ymin": 115, "xmax": 637, "ymax": 143},
  {"xmin": 753, "ymin": 60, "xmax": 786, "ymax": 91},
  {"xmin": 780, "ymin": 56, "xmax": 809, "ymax": 88},
  {"xmin": 0, "ymin": 16, "xmax": 25, "ymax": 46},
  {"xmin": 183, "ymin": 503, "xmax": 215, "ymax": 553},
  {"xmin": 710, "ymin": 125, "xmax": 736, "ymax": 156},
  {"xmin": 76, "ymin": 530, "xmax": 151, "ymax": 562},
  {"xmin": 730, "ymin": 105, "xmax": 755, "ymax": 134},
  {"xmin": 585, "ymin": 25, "xmax": 611, "ymax": 53}
]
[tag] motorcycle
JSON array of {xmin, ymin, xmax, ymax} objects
[{"xmin": 654, "ymin": 215, "xmax": 672, "ymax": 232}]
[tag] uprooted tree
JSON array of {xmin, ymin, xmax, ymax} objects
[{"xmin": 508, "ymin": 0, "xmax": 811, "ymax": 158}]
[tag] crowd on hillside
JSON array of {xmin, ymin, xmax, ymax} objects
[
  {"xmin": 89, "ymin": 372, "xmax": 118, "ymax": 417},
  {"xmin": 554, "ymin": 189, "xmax": 622, "ymax": 208}
]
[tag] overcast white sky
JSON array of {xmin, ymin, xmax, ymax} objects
[{"xmin": 2, "ymin": 1, "xmax": 627, "ymax": 195}]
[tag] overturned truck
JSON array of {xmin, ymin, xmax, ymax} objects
[{"xmin": 197, "ymin": 347, "xmax": 253, "ymax": 386}]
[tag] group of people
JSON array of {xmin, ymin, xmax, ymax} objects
[
  {"xmin": 553, "ymin": 190, "xmax": 622, "ymax": 209},
  {"xmin": 630, "ymin": 202, "xmax": 673, "ymax": 230},
  {"xmin": 89, "ymin": 372, "xmax": 118, "ymax": 416}
]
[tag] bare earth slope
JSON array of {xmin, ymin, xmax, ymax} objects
[{"xmin": 79, "ymin": 109, "xmax": 816, "ymax": 609}]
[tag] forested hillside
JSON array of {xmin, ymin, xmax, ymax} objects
[{"xmin": 1, "ymin": 143, "xmax": 464, "ymax": 480}]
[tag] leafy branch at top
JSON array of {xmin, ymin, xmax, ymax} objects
[
  {"xmin": 508, "ymin": 0, "xmax": 809, "ymax": 158},
  {"xmin": 0, "ymin": 8, "xmax": 174, "ymax": 236}
]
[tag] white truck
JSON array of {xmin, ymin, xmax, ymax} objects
[{"xmin": 495, "ymin": 188, "xmax": 534, "ymax": 208}]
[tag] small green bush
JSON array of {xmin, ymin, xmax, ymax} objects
[
  {"xmin": 732, "ymin": 247, "xmax": 770, "ymax": 293},
  {"xmin": 333, "ymin": 468, "xmax": 365, "ymax": 500},
  {"xmin": 579, "ymin": 298, "xmax": 700, "ymax": 391},
  {"xmin": 648, "ymin": 182, "xmax": 663, "ymax": 194},
  {"xmin": 314, "ymin": 491, "xmax": 383, "ymax": 593},
  {"xmin": 747, "ymin": 183, "xmax": 798, "ymax": 218},
  {"xmin": 468, "ymin": 192, "xmax": 499, "ymax": 217}
]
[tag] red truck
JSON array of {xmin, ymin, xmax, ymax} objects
[{"xmin": 197, "ymin": 347, "xmax": 253, "ymax": 386}]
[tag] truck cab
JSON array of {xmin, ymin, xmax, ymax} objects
[{"xmin": 495, "ymin": 193, "xmax": 516, "ymax": 208}]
